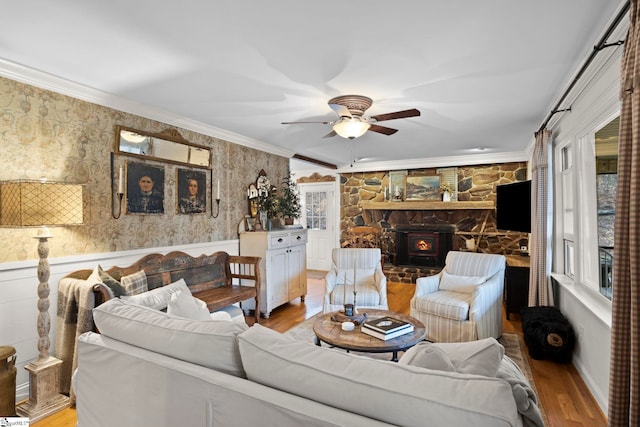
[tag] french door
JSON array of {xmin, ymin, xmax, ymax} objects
[{"xmin": 298, "ymin": 182, "xmax": 338, "ymax": 271}]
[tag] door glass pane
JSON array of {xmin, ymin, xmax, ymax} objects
[{"xmin": 306, "ymin": 191, "xmax": 327, "ymax": 230}]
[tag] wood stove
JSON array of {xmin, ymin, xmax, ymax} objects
[{"xmin": 395, "ymin": 225, "xmax": 454, "ymax": 267}]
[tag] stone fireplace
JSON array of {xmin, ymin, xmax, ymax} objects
[
  {"xmin": 338, "ymin": 162, "xmax": 530, "ymax": 282},
  {"xmin": 395, "ymin": 224, "xmax": 454, "ymax": 268}
]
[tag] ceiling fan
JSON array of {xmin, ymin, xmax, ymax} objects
[{"xmin": 282, "ymin": 95, "xmax": 421, "ymax": 140}]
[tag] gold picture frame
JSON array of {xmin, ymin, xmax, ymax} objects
[{"xmin": 404, "ymin": 175, "xmax": 440, "ymax": 201}]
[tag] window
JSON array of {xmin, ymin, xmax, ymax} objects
[
  {"xmin": 561, "ymin": 144, "xmax": 575, "ymax": 278},
  {"xmin": 555, "ymin": 116, "xmax": 618, "ymax": 301},
  {"xmin": 594, "ymin": 117, "xmax": 618, "ymax": 300}
]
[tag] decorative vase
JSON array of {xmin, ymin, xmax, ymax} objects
[
  {"xmin": 442, "ymin": 190, "xmax": 451, "ymax": 202},
  {"xmin": 284, "ymin": 217, "xmax": 294, "ymax": 226}
]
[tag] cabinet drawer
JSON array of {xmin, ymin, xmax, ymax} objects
[
  {"xmin": 269, "ymin": 233, "xmax": 290, "ymax": 249},
  {"xmin": 289, "ymin": 230, "xmax": 307, "ymax": 245}
]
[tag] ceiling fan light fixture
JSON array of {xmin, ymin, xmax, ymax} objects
[{"xmin": 333, "ymin": 117, "xmax": 371, "ymax": 139}]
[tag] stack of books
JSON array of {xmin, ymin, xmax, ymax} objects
[{"xmin": 361, "ymin": 316, "xmax": 414, "ymax": 340}]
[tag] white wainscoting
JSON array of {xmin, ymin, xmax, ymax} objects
[{"xmin": 0, "ymin": 240, "xmax": 239, "ymax": 402}]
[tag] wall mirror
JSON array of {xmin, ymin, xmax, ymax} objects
[{"xmin": 115, "ymin": 125, "xmax": 211, "ymax": 169}]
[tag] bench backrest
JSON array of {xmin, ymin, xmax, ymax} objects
[
  {"xmin": 107, "ymin": 251, "xmax": 250, "ymax": 294},
  {"xmin": 63, "ymin": 251, "xmax": 260, "ymax": 295}
]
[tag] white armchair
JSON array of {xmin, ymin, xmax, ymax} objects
[
  {"xmin": 323, "ymin": 248, "xmax": 388, "ymax": 313},
  {"xmin": 410, "ymin": 251, "xmax": 506, "ymax": 342}
]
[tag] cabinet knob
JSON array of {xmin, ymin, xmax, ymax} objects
[
  {"xmin": 296, "ymin": 236, "xmax": 301, "ymax": 240},
  {"xmin": 277, "ymin": 238, "xmax": 283, "ymax": 242}
]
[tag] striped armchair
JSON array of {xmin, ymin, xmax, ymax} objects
[
  {"xmin": 323, "ymin": 248, "xmax": 388, "ymax": 314},
  {"xmin": 410, "ymin": 251, "xmax": 506, "ymax": 342}
]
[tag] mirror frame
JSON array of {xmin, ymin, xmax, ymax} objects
[{"xmin": 115, "ymin": 125, "xmax": 212, "ymax": 169}]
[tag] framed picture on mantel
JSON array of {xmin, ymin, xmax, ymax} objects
[
  {"xmin": 389, "ymin": 170, "xmax": 407, "ymax": 201},
  {"xmin": 405, "ymin": 175, "xmax": 440, "ymax": 201}
]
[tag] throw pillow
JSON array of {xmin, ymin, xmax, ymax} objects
[
  {"xmin": 400, "ymin": 338, "xmax": 505, "ymax": 377},
  {"xmin": 397, "ymin": 343, "xmax": 456, "ymax": 372},
  {"xmin": 120, "ymin": 278, "xmax": 190, "ymax": 310},
  {"xmin": 88, "ymin": 265, "xmax": 126, "ymax": 297},
  {"xmin": 120, "ymin": 270, "xmax": 148, "ymax": 296},
  {"xmin": 438, "ymin": 270, "xmax": 485, "ymax": 294},
  {"xmin": 167, "ymin": 290, "xmax": 212, "ymax": 321}
]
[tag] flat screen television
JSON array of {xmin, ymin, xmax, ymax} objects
[{"xmin": 496, "ymin": 180, "xmax": 531, "ymax": 233}]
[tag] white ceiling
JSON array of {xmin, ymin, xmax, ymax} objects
[{"xmin": 0, "ymin": 1, "xmax": 627, "ymax": 171}]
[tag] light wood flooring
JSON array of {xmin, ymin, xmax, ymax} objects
[{"xmin": 33, "ymin": 274, "xmax": 606, "ymax": 427}]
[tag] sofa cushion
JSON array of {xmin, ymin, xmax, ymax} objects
[
  {"xmin": 439, "ymin": 270, "xmax": 485, "ymax": 294},
  {"xmin": 88, "ymin": 265, "xmax": 126, "ymax": 297},
  {"xmin": 93, "ymin": 298, "xmax": 248, "ymax": 377},
  {"xmin": 120, "ymin": 269, "xmax": 148, "ymax": 296},
  {"xmin": 120, "ymin": 278, "xmax": 189, "ymax": 311},
  {"xmin": 167, "ymin": 290, "xmax": 212, "ymax": 321},
  {"xmin": 238, "ymin": 324, "xmax": 519, "ymax": 427},
  {"xmin": 400, "ymin": 338, "xmax": 505, "ymax": 377},
  {"xmin": 412, "ymin": 290, "xmax": 471, "ymax": 321}
]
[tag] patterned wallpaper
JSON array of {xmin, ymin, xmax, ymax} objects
[{"xmin": 0, "ymin": 76, "xmax": 289, "ymax": 263}]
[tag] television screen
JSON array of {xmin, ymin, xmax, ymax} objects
[{"xmin": 496, "ymin": 180, "xmax": 531, "ymax": 233}]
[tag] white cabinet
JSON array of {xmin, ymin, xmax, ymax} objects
[{"xmin": 240, "ymin": 229, "xmax": 307, "ymax": 318}]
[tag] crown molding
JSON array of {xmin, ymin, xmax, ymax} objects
[
  {"xmin": 0, "ymin": 58, "xmax": 293, "ymax": 159},
  {"xmin": 337, "ymin": 149, "xmax": 531, "ymax": 173}
]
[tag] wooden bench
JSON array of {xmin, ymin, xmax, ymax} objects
[
  {"xmin": 56, "ymin": 250, "xmax": 260, "ymax": 401},
  {"xmin": 91, "ymin": 251, "xmax": 262, "ymax": 321}
]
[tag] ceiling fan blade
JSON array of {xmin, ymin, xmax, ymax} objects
[
  {"xmin": 368, "ymin": 124, "xmax": 398, "ymax": 135},
  {"xmin": 370, "ymin": 108, "xmax": 420, "ymax": 122},
  {"xmin": 322, "ymin": 130, "xmax": 337, "ymax": 138},
  {"xmin": 328, "ymin": 103, "xmax": 352, "ymax": 118},
  {"xmin": 281, "ymin": 121, "xmax": 332, "ymax": 124}
]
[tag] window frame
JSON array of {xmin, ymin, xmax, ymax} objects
[{"xmin": 552, "ymin": 112, "xmax": 618, "ymax": 308}]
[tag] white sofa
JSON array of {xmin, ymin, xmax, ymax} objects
[{"xmin": 74, "ymin": 296, "xmax": 543, "ymax": 427}]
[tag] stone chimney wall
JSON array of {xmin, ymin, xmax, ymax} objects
[{"xmin": 340, "ymin": 162, "xmax": 529, "ymax": 281}]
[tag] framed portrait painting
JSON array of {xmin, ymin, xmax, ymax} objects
[
  {"xmin": 405, "ymin": 175, "xmax": 440, "ymax": 201},
  {"xmin": 126, "ymin": 161, "xmax": 165, "ymax": 214},
  {"xmin": 177, "ymin": 168, "xmax": 207, "ymax": 214}
]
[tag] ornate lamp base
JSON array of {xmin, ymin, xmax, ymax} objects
[{"xmin": 16, "ymin": 357, "xmax": 69, "ymax": 423}]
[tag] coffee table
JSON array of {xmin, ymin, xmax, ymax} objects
[{"xmin": 313, "ymin": 309, "xmax": 426, "ymax": 362}]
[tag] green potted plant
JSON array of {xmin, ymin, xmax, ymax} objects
[
  {"xmin": 278, "ymin": 169, "xmax": 301, "ymax": 225},
  {"xmin": 256, "ymin": 187, "xmax": 278, "ymax": 230}
]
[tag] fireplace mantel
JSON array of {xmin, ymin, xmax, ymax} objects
[{"xmin": 360, "ymin": 201, "xmax": 494, "ymax": 210}]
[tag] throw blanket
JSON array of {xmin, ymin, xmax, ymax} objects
[
  {"xmin": 497, "ymin": 355, "xmax": 545, "ymax": 427},
  {"xmin": 55, "ymin": 276, "xmax": 96, "ymax": 404}
]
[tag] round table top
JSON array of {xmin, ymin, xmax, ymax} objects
[{"xmin": 313, "ymin": 309, "xmax": 426, "ymax": 354}]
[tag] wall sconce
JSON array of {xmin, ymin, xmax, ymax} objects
[
  {"xmin": 211, "ymin": 169, "xmax": 221, "ymax": 218},
  {"xmin": 111, "ymin": 153, "xmax": 124, "ymax": 219},
  {"xmin": 0, "ymin": 179, "xmax": 84, "ymax": 421}
]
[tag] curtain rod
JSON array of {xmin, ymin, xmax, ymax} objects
[{"xmin": 537, "ymin": 0, "xmax": 631, "ymax": 133}]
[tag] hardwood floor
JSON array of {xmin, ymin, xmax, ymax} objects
[{"xmin": 33, "ymin": 275, "xmax": 606, "ymax": 427}]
